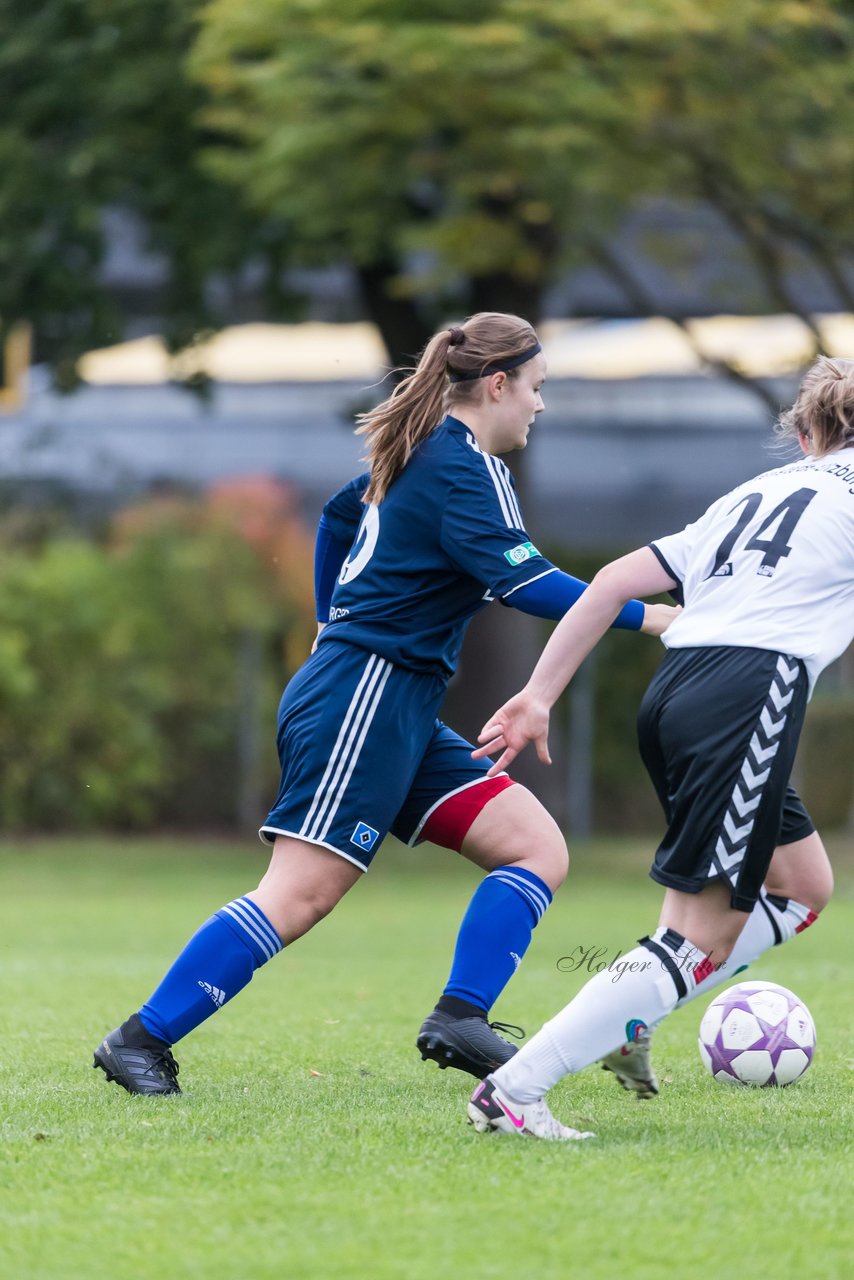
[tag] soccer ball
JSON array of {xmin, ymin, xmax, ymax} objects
[{"xmin": 698, "ymin": 980, "xmax": 816, "ymax": 1087}]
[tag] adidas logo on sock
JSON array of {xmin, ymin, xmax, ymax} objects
[{"xmin": 198, "ymin": 980, "xmax": 225, "ymax": 1007}]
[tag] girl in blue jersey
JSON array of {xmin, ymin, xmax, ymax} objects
[{"xmin": 94, "ymin": 311, "xmax": 675, "ymax": 1096}]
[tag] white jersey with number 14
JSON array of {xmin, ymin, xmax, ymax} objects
[{"xmin": 651, "ymin": 446, "xmax": 854, "ymax": 693}]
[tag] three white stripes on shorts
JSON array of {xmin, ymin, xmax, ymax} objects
[{"xmin": 300, "ymin": 653, "xmax": 393, "ymax": 845}]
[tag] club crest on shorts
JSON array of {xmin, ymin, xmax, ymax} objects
[{"xmin": 351, "ymin": 821, "xmax": 380, "ymax": 852}]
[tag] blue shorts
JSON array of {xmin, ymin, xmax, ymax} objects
[{"xmin": 260, "ymin": 640, "xmax": 502, "ymax": 870}]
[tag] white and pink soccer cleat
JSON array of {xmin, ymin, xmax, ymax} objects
[{"xmin": 467, "ymin": 1075, "xmax": 594, "ymax": 1142}]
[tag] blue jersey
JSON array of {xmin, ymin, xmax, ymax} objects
[{"xmin": 319, "ymin": 415, "xmax": 558, "ymax": 676}]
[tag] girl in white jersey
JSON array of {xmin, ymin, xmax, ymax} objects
[{"xmin": 466, "ymin": 356, "xmax": 854, "ymax": 1141}]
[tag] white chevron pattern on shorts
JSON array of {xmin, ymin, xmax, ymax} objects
[
  {"xmin": 723, "ymin": 810, "xmax": 754, "ymax": 844},
  {"xmin": 748, "ymin": 733, "xmax": 778, "ymax": 767},
  {"xmin": 741, "ymin": 758, "xmax": 771, "ymax": 790},
  {"xmin": 777, "ymin": 657, "xmax": 800, "ymax": 685},
  {"xmin": 760, "ymin": 706, "xmax": 787, "ymax": 739},
  {"xmin": 769, "ymin": 683, "xmax": 794, "ymax": 713},
  {"xmin": 708, "ymin": 655, "xmax": 800, "ymax": 887},
  {"xmin": 731, "ymin": 783, "xmax": 762, "ymax": 819}
]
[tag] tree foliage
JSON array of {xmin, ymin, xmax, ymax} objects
[
  {"xmin": 2, "ymin": 0, "xmax": 854, "ymax": 383},
  {"xmin": 192, "ymin": 0, "xmax": 854, "ymax": 380},
  {"xmin": 0, "ymin": 481, "xmax": 315, "ymax": 829},
  {"xmin": 0, "ymin": 0, "xmax": 285, "ymax": 386}
]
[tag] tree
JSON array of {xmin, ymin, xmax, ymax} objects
[
  {"xmin": 4, "ymin": 1, "xmax": 854, "ymax": 393},
  {"xmin": 567, "ymin": 0, "xmax": 854, "ymax": 407},
  {"xmin": 0, "ymin": 0, "xmax": 286, "ymax": 387},
  {"xmin": 190, "ymin": 0, "xmax": 854, "ymax": 802},
  {"xmin": 192, "ymin": 0, "xmax": 854, "ymax": 385},
  {"xmin": 191, "ymin": 0, "xmax": 599, "ymax": 361}
]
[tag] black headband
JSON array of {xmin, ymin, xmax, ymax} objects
[{"xmin": 448, "ymin": 342, "xmax": 542, "ymax": 382}]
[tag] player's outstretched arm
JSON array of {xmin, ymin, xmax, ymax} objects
[
  {"xmin": 474, "ymin": 548, "xmax": 677, "ymax": 776},
  {"xmin": 474, "ymin": 688, "xmax": 554, "ymax": 775},
  {"xmin": 640, "ymin": 601, "xmax": 681, "ymax": 635},
  {"xmin": 506, "ymin": 569, "xmax": 679, "ymax": 635}
]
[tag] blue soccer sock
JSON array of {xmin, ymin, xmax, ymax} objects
[
  {"xmin": 138, "ymin": 896, "xmax": 283, "ymax": 1046},
  {"xmin": 442, "ymin": 867, "xmax": 552, "ymax": 1014}
]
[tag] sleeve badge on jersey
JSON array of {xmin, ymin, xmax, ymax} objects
[{"xmin": 504, "ymin": 541, "xmax": 541, "ymax": 566}]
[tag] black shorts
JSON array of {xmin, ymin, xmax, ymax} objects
[{"xmin": 637, "ymin": 646, "xmax": 815, "ymax": 912}]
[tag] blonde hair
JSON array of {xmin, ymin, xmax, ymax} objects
[
  {"xmin": 356, "ymin": 312, "xmax": 539, "ymax": 503},
  {"xmin": 776, "ymin": 357, "xmax": 854, "ymax": 457}
]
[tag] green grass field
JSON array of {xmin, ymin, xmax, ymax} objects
[{"xmin": 2, "ymin": 834, "xmax": 853, "ymax": 1280}]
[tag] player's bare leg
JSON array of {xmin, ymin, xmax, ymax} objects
[
  {"xmin": 458, "ymin": 784, "xmax": 569, "ymax": 891},
  {"xmin": 94, "ymin": 836, "xmax": 360, "ymax": 1096},
  {"xmin": 418, "ymin": 785, "xmax": 568, "ymax": 1078},
  {"xmin": 603, "ymin": 833, "xmax": 832, "ymax": 1098},
  {"xmin": 247, "ymin": 835, "xmax": 363, "ymax": 944}
]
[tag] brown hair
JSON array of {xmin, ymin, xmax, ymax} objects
[
  {"xmin": 356, "ymin": 312, "xmax": 539, "ymax": 503},
  {"xmin": 776, "ymin": 356, "xmax": 854, "ymax": 457}
]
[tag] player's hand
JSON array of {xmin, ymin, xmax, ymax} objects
[
  {"xmin": 472, "ymin": 690, "xmax": 552, "ymax": 776},
  {"xmin": 640, "ymin": 602, "xmax": 681, "ymax": 637}
]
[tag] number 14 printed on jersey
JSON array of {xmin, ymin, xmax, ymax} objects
[{"xmin": 708, "ymin": 487, "xmax": 817, "ymax": 579}]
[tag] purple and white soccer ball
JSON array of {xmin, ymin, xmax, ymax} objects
[{"xmin": 698, "ymin": 980, "xmax": 816, "ymax": 1087}]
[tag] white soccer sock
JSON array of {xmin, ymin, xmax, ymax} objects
[
  {"xmin": 674, "ymin": 890, "xmax": 818, "ymax": 1011},
  {"xmin": 493, "ymin": 927, "xmax": 713, "ymax": 1103}
]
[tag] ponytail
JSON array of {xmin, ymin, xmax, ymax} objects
[
  {"xmin": 777, "ymin": 357, "xmax": 854, "ymax": 457},
  {"xmin": 357, "ymin": 312, "xmax": 539, "ymax": 503},
  {"xmin": 356, "ymin": 331, "xmax": 453, "ymax": 505}
]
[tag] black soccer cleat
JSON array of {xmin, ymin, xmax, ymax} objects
[
  {"xmin": 93, "ymin": 1020, "xmax": 181, "ymax": 1096},
  {"xmin": 417, "ymin": 1009, "xmax": 523, "ymax": 1079}
]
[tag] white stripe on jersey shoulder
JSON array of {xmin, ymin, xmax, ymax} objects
[
  {"xmin": 465, "ymin": 432, "xmax": 525, "ymax": 529},
  {"xmin": 501, "ymin": 566, "xmax": 558, "ymax": 600}
]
